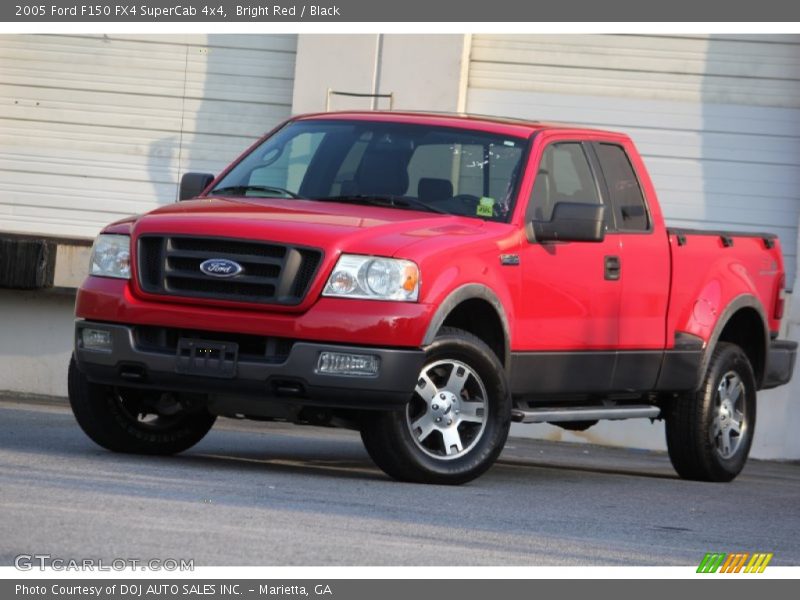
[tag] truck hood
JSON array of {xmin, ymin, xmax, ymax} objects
[{"xmin": 128, "ymin": 196, "xmax": 491, "ymax": 257}]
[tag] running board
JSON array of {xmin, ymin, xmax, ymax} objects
[{"xmin": 511, "ymin": 405, "xmax": 661, "ymax": 424}]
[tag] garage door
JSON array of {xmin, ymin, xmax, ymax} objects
[
  {"xmin": 467, "ymin": 34, "xmax": 800, "ymax": 286},
  {"xmin": 0, "ymin": 34, "xmax": 297, "ymax": 239}
]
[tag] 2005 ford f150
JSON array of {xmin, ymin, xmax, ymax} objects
[{"xmin": 69, "ymin": 111, "xmax": 797, "ymax": 484}]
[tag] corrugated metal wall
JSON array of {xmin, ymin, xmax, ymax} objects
[
  {"xmin": 0, "ymin": 34, "xmax": 297, "ymax": 238},
  {"xmin": 467, "ymin": 34, "xmax": 800, "ymax": 284}
]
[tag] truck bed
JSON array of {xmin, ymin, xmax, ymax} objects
[{"xmin": 666, "ymin": 226, "xmax": 784, "ymax": 348}]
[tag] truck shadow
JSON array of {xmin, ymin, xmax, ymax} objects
[
  {"xmin": 0, "ymin": 402, "xmax": 681, "ymax": 485},
  {"xmin": 495, "ymin": 457, "xmax": 679, "ymax": 480}
]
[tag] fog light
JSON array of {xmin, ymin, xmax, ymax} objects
[
  {"xmin": 81, "ymin": 328, "xmax": 112, "ymax": 351},
  {"xmin": 316, "ymin": 352, "xmax": 380, "ymax": 377}
]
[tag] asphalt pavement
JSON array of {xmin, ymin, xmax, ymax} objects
[{"xmin": 1, "ymin": 396, "xmax": 798, "ymax": 566}]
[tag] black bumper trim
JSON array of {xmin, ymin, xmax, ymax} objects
[
  {"xmin": 74, "ymin": 321, "xmax": 425, "ymax": 410},
  {"xmin": 762, "ymin": 339, "xmax": 797, "ymax": 390}
]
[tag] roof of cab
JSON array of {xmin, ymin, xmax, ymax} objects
[{"xmin": 294, "ymin": 110, "xmax": 620, "ymax": 139}]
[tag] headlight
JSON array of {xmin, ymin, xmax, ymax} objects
[
  {"xmin": 323, "ymin": 255, "xmax": 419, "ymax": 301},
  {"xmin": 90, "ymin": 234, "xmax": 131, "ymax": 279}
]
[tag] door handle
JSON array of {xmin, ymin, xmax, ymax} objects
[{"xmin": 604, "ymin": 255, "xmax": 621, "ymax": 281}]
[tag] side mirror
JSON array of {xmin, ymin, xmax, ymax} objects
[
  {"xmin": 179, "ymin": 172, "xmax": 215, "ymax": 201},
  {"xmin": 527, "ymin": 202, "xmax": 606, "ymax": 243}
]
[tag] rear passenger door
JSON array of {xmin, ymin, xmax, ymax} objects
[{"xmin": 588, "ymin": 141, "xmax": 670, "ymax": 389}]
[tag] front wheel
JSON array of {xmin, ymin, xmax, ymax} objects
[
  {"xmin": 665, "ymin": 342, "xmax": 756, "ymax": 482},
  {"xmin": 361, "ymin": 327, "xmax": 511, "ymax": 484},
  {"xmin": 68, "ymin": 357, "xmax": 216, "ymax": 455}
]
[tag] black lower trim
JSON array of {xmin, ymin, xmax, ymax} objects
[
  {"xmin": 654, "ymin": 349, "xmax": 703, "ymax": 391},
  {"xmin": 615, "ymin": 352, "xmax": 662, "ymax": 390},
  {"xmin": 510, "ymin": 351, "xmax": 612, "ymax": 395},
  {"xmin": 509, "ymin": 350, "xmax": 664, "ymax": 395},
  {"xmin": 762, "ymin": 339, "xmax": 797, "ymax": 390},
  {"xmin": 510, "ymin": 347, "xmax": 706, "ymax": 396},
  {"xmin": 74, "ymin": 321, "xmax": 424, "ymax": 410},
  {"xmin": 510, "ymin": 338, "xmax": 796, "ymax": 396}
]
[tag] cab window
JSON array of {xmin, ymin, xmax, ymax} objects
[
  {"xmin": 595, "ymin": 143, "xmax": 649, "ymax": 231},
  {"xmin": 527, "ymin": 143, "xmax": 601, "ymax": 222}
]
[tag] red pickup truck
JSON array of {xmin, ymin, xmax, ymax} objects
[{"xmin": 69, "ymin": 111, "xmax": 796, "ymax": 484}]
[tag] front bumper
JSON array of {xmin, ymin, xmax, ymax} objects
[
  {"xmin": 762, "ymin": 339, "xmax": 798, "ymax": 390},
  {"xmin": 73, "ymin": 320, "xmax": 425, "ymax": 410}
]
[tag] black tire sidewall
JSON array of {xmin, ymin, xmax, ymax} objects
[
  {"xmin": 374, "ymin": 330, "xmax": 511, "ymax": 484},
  {"xmin": 699, "ymin": 344, "xmax": 757, "ymax": 478},
  {"xmin": 69, "ymin": 357, "xmax": 215, "ymax": 455}
]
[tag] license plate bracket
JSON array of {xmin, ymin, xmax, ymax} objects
[{"xmin": 176, "ymin": 338, "xmax": 238, "ymax": 379}]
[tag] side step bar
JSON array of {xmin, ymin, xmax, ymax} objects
[{"xmin": 511, "ymin": 405, "xmax": 661, "ymax": 424}]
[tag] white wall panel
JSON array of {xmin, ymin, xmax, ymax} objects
[{"xmin": 0, "ymin": 34, "xmax": 297, "ymax": 238}]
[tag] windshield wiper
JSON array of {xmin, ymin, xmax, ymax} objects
[
  {"xmin": 210, "ymin": 185, "xmax": 305, "ymax": 199},
  {"xmin": 317, "ymin": 194, "xmax": 447, "ymax": 214}
]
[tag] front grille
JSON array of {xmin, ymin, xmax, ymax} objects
[
  {"xmin": 137, "ymin": 235, "xmax": 323, "ymax": 305},
  {"xmin": 134, "ymin": 325, "xmax": 295, "ymax": 364}
]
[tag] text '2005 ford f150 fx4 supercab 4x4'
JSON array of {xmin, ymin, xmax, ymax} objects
[{"xmin": 69, "ymin": 111, "xmax": 797, "ymax": 484}]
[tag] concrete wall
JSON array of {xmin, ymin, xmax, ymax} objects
[
  {"xmin": 0, "ymin": 290, "xmax": 74, "ymax": 398},
  {"xmin": 292, "ymin": 35, "xmax": 380, "ymax": 113},
  {"xmin": 292, "ymin": 34, "xmax": 469, "ymax": 113}
]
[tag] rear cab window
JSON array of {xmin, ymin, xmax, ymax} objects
[{"xmin": 593, "ymin": 143, "xmax": 650, "ymax": 232}]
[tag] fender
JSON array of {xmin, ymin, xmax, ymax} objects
[
  {"xmin": 422, "ymin": 283, "xmax": 512, "ymax": 371},
  {"xmin": 698, "ymin": 294, "xmax": 769, "ymax": 389}
]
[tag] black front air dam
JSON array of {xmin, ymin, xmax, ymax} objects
[{"xmin": 73, "ymin": 320, "xmax": 425, "ymax": 410}]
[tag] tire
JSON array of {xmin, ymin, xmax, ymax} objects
[
  {"xmin": 360, "ymin": 327, "xmax": 511, "ymax": 485},
  {"xmin": 665, "ymin": 342, "xmax": 756, "ymax": 482},
  {"xmin": 68, "ymin": 356, "xmax": 216, "ymax": 455}
]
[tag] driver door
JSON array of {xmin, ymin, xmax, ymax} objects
[{"xmin": 513, "ymin": 140, "xmax": 622, "ymax": 395}]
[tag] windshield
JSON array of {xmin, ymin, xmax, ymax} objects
[{"xmin": 210, "ymin": 119, "xmax": 528, "ymax": 222}]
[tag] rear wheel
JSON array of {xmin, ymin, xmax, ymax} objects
[
  {"xmin": 68, "ymin": 357, "xmax": 216, "ymax": 455},
  {"xmin": 361, "ymin": 327, "xmax": 511, "ymax": 484},
  {"xmin": 665, "ymin": 342, "xmax": 756, "ymax": 482}
]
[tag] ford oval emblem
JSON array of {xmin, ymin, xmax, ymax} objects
[{"xmin": 199, "ymin": 258, "xmax": 243, "ymax": 278}]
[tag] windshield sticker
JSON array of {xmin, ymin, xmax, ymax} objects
[{"xmin": 477, "ymin": 196, "xmax": 495, "ymax": 217}]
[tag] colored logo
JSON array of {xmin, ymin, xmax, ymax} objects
[
  {"xmin": 697, "ymin": 552, "xmax": 773, "ymax": 573},
  {"xmin": 199, "ymin": 258, "xmax": 243, "ymax": 278}
]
